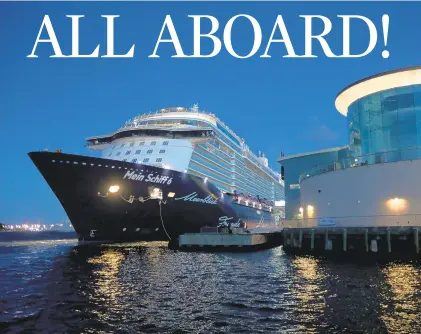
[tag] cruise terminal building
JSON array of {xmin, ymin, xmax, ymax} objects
[{"xmin": 279, "ymin": 66, "xmax": 421, "ymax": 227}]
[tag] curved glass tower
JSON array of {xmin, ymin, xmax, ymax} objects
[{"xmin": 347, "ymin": 85, "xmax": 421, "ymax": 157}]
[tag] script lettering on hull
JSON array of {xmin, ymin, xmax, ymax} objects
[{"xmin": 217, "ymin": 216, "xmax": 241, "ymax": 228}]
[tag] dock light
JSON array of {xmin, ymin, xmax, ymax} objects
[
  {"xmin": 387, "ymin": 197, "xmax": 407, "ymax": 213},
  {"xmin": 109, "ymin": 185, "xmax": 120, "ymax": 193},
  {"xmin": 299, "ymin": 207, "xmax": 304, "ymax": 213},
  {"xmin": 167, "ymin": 192, "xmax": 176, "ymax": 198},
  {"xmin": 307, "ymin": 205, "xmax": 315, "ymax": 218}
]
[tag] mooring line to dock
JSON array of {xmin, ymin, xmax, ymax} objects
[{"xmin": 158, "ymin": 200, "xmax": 171, "ymax": 241}]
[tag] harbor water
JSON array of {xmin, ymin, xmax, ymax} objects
[{"xmin": 1, "ymin": 235, "xmax": 421, "ymax": 333}]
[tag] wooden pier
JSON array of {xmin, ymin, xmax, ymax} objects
[{"xmin": 281, "ymin": 226, "xmax": 421, "ymax": 260}]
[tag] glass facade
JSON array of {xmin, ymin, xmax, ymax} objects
[
  {"xmin": 348, "ymin": 85, "xmax": 421, "ymax": 158},
  {"xmin": 281, "ymin": 147, "xmax": 349, "ymax": 220}
]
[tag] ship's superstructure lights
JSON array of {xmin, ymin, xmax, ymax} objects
[
  {"xmin": 168, "ymin": 192, "xmax": 176, "ymax": 198},
  {"xmin": 204, "ymin": 177, "xmax": 208, "ymax": 183},
  {"xmin": 299, "ymin": 207, "xmax": 304, "ymax": 213},
  {"xmin": 109, "ymin": 185, "xmax": 120, "ymax": 193}
]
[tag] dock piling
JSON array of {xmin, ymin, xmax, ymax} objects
[
  {"xmin": 387, "ymin": 229, "xmax": 392, "ymax": 253},
  {"xmin": 364, "ymin": 229, "xmax": 369, "ymax": 252},
  {"xmin": 343, "ymin": 228, "xmax": 347, "ymax": 252},
  {"xmin": 298, "ymin": 229, "xmax": 303, "ymax": 248},
  {"xmin": 310, "ymin": 229, "xmax": 315, "ymax": 250},
  {"xmin": 414, "ymin": 228, "xmax": 419, "ymax": 254}
]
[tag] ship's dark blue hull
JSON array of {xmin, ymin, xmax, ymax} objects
[{"xmin": 29, "ymin": 152, "xmax": 276, "ymax": 242}]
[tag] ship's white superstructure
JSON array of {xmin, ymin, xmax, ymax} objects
[{"xmin": 86, "ymin": 105, "xmax": 284, "ymax": 203}]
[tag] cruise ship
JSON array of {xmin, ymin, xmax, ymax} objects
[{"xmin": 29, "ymin": 105, "xmax": 285, "ymax": 242}]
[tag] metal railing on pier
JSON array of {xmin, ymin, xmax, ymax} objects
[{"xmin": 299, "ymin": 146, "xmax": 421, "ymax": 182}]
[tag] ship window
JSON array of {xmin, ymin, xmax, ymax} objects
[
  {"xmin": 131, "ymin": 158, "xmax": 137, "ymax": 163},
  {"xmin": 163, "ymin": 141, "xmax": 169, "ymax": 146},
  {"xmin": 143, "ymin": 158, "xmax": 150, "ymax": 163},
  {"xmin": 147, "ymin": 149, "xmax": 153, "ymax": 154},
  {"xmin": 135, "ymin": 150, "xmax": 141, "ymax": 154},
  {"xmin": 108, "ymin": 153, "xmax": 112, "ymax": 157},
  {"xmin": 139, "ymin": 142, "xmax": 145, "ymax": 146},
  {"xmin": 112, "ymin": 145, "xmax": 116, "ymax": 149},
  {"xmin": 129, "ymin": 142, "xmax": 134, "ymax": 147},
  {"xmin": 122, "ymin": 159, "xmax": 127, "ymax": 162},
  {"xmin": 159, "ymin": 149, "xmax": 166, "ymax": 154},
  {"xmin": 120, "ymin": 144, "xmax": 125, "ymax": 148},
  {"xmin": 125, "ymin": 150, "xmax": 131, "ymax": 155},
  {"xmin": 116, "ymin": 152, "xmax": 121, "ymax": 156},
  {"xmin": 156, "ymin": 158, "xmax": 162, "ymax": 162},
  {"xmin": 151, "ymin": 141, "xmax": 157, "ymax": 146}
]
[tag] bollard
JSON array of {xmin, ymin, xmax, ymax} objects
[
  {"xmin": 343, "ymin": 228, "xmax": 347, "ymax": 252},
  {"xmin": 414, "ymin": 228, "xmax": 419, "ymax": 254},
  {"xmin": 387, "ymin": 229, "xmax": 391, "ymax": 253},
  {"xmin": 311, "ymin": 229, "xmax": 315, "ymax": 250}
]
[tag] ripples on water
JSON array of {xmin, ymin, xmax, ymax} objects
[{"xmin": 1, "ymin": 239, "xmax": 421, "ymax": 333}]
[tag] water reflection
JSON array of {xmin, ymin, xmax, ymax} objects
[
  {"xmin": 290, "ymin": 256, "xmax": 327, "ymax": 332},
  {"xmin": 3, "ymin": 241, "xmax": 421, "ymax": 333},
  {"xmin": 380, "ymin": 263, "xmax": 421, "ymax": 333}
]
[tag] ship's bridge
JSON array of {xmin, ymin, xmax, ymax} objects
[{"xmin": 86, "ymin": 106, "xmax": 217, "ymax": 148}]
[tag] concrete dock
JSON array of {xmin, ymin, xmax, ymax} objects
[
  {"xmin": 169, "ymin": 229, "xmax": 283, "ymax": 252},
  {"xmin": 281, "ymin": 226, "xmax": 421, "ymax": 260}
]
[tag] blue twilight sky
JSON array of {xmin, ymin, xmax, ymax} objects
[{"xmin": 0, "ymin": 1, "xmax": 420, "ymax": 224}]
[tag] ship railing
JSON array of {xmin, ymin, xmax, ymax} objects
[
  {"xmin": 299, "ymin": 146, "xmax": 421, "ymax": 183},
  {"xmin": 280, "ymin": 214, "xmax": 421, "ymax": 229},
  {"xmin": 243, "ymin": 150, "xmax": 280, "ymax": 180}
]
